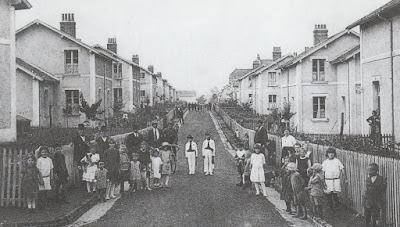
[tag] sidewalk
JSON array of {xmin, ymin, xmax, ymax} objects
[
  {"xmin": 0, "ymin": 188, "xmax": 98, "ymax": 227},
  {"xmin": 211, "ymin": 111, "xmax": 365, "ymax": 227}
]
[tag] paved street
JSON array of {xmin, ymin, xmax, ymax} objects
[{"xmin": 92, "ymin": 111, "xmax": 307, "ymax": 227}]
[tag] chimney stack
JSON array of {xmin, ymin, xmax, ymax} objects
[
  {"xmin": 253, "ymin": 54, "xmax": 261, "ymax": 69},
  {"xmin": 132, "ymin": 55, "xmax": 139, "ymax": 64},
  {"xmin": 148, "ymin": 65, "xmax": 154, "ymax": 73},
  {"xmin": 60, "ymin": 13, "xmax": 76, "ymax": 38},
  {"xmin": 107, "ymin": 38, "xmax": 117, "ymax": 54},
  {"xmin": 313, "ymin": 24, "xmax": 328, "ymax": 46},
  {"xmin": 273, "ymin": 47, "xmax": 282, "ymax": 61},
  {"xmin": 157, "ymin": 72, "xmax": 162, "ymax": 77}
]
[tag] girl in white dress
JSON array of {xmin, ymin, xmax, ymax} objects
[
  {"xmin": 322, "ymin": 148, "xmax": 347, "ymax": 209},
  {"xmin": 151, "ymin": 150, "xmax": 163, "ymax": 188},
  {"xmin": 81, "ymin": 145, "xmax": 100, "ymax": 194},
  {"xmin": 250, "ymin": 144, "xmax": 268, "ymax": 197}
]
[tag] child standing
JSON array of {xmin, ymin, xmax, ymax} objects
[
  {"xmin": 151, "ymin": 150, "xmax": 163, "ymax": 188},
  {"xmin": 81, "ymin": 145, "xmax": 100, "ymax": 195},
  {"xmin": 280, "ymin": 155, "xmax": 294, "ymax": 214},
  {"xmin": 159, "ymin": 142, "xmax": 172, "ymax": 188},
  {"xmin": 37, "ymin": 146, "xmax": 54, "ymax": 210},
  {"xmin": 119, "ymin": 144, "xmax": 130, "ymax": 195},
  {"xmin": 103, "ymin": 138, "xmax": 120, "ymax": 199},
  {"xmin": 185, "ymin": 135, "xmax": 198, "ymax": 175},
  {"xmin": 287, "ymin": 162, "xmax": 307, "ymax": 220},
  {"xmin": 95, "ymin": 162, "xmax": 108, "ymax": 202},
  {"xmin": 234, "ymin": 143, "xmax": 246, "ymax": 186},
  {"xmin": 307, "ymin": 163, "xmax": 325, "ymax": 218},
  {"xmin": 242, "ymin": 150, "xmax": 252, "ymax": 192},
  {"xmin": 363, "ymin": 163, "xmax": 386, "ymax": 227},
  {"xmin": 138, "ymin": 141, "xmax": 151, "ymax": 191},
  {"xmin": 129, "ymin": 153, "xmax": 141, "ymax": 192},
  {"xmin": 52, "ymin": 144, "xmax": 69, "ymax": 204},
  {"xmin": 250, "ymin": 143, "xmax": 268, "ymax": 197},
  {"xmin": 296, "ymin": 148, "xmax": 312, "ymax": 186},
  {"xmin": 21, "ymin": 155, "xmax": 41, "ymax": 213},
  {"xmin": 322, "ymin": 148, "xmax": 347, "ymax": 210}
]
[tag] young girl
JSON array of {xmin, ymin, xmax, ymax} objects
[
  {"xmin": 36, "ymin": 146, "xmax": 54, "ymax": 210},
  {"xmin": 81, "ymin": 145, "xmax": 100, "ymax": 195},
  {"xmin": 296, "ymin": 148, "xmax": 312, "ymax": 186},
  {"xmin": 119, "ymin": 144, "xmax": 130, "ymax": 195},
  {"xmin": 95, "ymin": 162, "xmax": 108, "ymax": 202},
  {"xmin": 21, "ymin": 155, "xmax": 41, "ymax": 213},
  {"xmin": 250, "ymin": 143, "xmax": 268, "ymax": 197},
  {"xmin": 52, "ymin": 144, "xmax": 69, "ymax": 204},
  {"xmin": 363, "ymin": 163, "xmax": 386, "ymax": 227},
  {"xmin": 307, "ymin": 163, "xmax": 325, "ymax": 218},
  {"xmin": 129, "ymin": 153, "xmax": 141, "ymax": 192},
  {"xmin": 103, "ymin": 138, "xmax": 120, "ymax": 199},
  {"xmin": 287, "ymin": 162, "xmax": 307, "ymax": 220},
  {"xmin": 138, "ymin": 141, "xmax": 151, "ymax": 191},
  {"xmin": 280, "ymin": 155, "xmax": 294, "ymax": 214},
  {"xmin": 159, "ymin": 142, "xmax": 172, "ymax": 188},
  {"xmin": 322, "ymin": 148, "xmax": 347, "ymax": 210},
  {"xmin": 151, "ymin": 150, "xmax": 163, "ymax": 188}
]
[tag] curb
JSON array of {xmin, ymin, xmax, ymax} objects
[
  {"xmin": 0, "ymin": 196, "xmax": 99, "ymax": 227},
  {"xmin": 212, "ymin": 110, "xmax": 333, "ymax": 227}
]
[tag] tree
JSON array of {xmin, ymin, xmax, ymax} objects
[
  {"xmin": 269, "ymin": 102, "xmax": 296, "ymax": 133},
  {"xmin": 79, "ymin": 93, "xmax": 104, "ymax": 121},
  {"xmin": 209, "ymin": 87, "xmax": 219, "ymax": 103},
  {"xmin": 196, "ymin": 95, "xmax": 207, "ymax": 104}
]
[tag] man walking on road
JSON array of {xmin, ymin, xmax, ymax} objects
[
  {"xmin": 185, "ymin": 135, "xmax": 198, "ymax": 175},
  {"xmin": 202, "ymin": 132, "xmax": 215, "ymax": 175}
]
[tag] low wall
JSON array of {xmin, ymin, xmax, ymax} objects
[{"xmin": 214, "ymin": 105, "xmax": 400, "ymax": 226}]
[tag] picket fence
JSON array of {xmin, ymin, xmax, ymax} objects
[
  {"xmin": 0, "ymin": 109, "xmax": 178, "ymax": 208},
  {"xmin": 215, "ymin": 104, "xmax": 400, "ymax": 227}
]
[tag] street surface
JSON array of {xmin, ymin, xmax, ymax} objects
[{"xmin": 91, "ymin": 111, "xmax": 311, "ymax": 227}]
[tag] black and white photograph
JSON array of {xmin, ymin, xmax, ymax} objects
[{"xmin": 0, "ymin": 0, "xmax": 399, "ymax": 226}]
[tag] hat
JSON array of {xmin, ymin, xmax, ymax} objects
[
  {"xmin": 205, "ymin": 132, "xmax": 212, "ymax": 136},
  {"xmin": 258, "ymin": 120, "xmax": 264, "ymax": 124},
  {"xmin": 254, "ymin": 143, "xmax": 262, "ymax": 149},
  {"xmin": 187, "ymin": 134, "xmax": 193, "ymax": 139},
  {"xmin": 78, "ymin": 124, "xmax": 85, "ymax": 130},
  {"xmin": 100, "ymin": 126, "xmax": 107, "ymax": 132},
  {"xmin": 286, "ymin": 162, "xmax": 297, "ymax": 171},
  {"xmin": 52, "ymin": 144, "xmax": 62, "ymax": 149},
  {"xmin": 367, "ymin": 163, "xmax": 379, "ymax": 171},
  {"xmin": 160, "ymin": 142, "xmax": 171, "ymax": 149},
  {"xmin": 151, "ymin": 120, "xmax": 158, "ymax": 125},
  {"xmin": 236, "ymin": 143, "xmax": 244, "ymax": 148},
  {"xmin": 99, "ymin": 161, "xmax": 105, "ymax": 165},
  {"xmin": 311, "ymin": 163, "xmax": 323, "ymax": 171}
]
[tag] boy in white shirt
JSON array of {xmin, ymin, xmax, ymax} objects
[
  {"xmin": 185, "ymin": 135, "xmax": 198, "ymax": 175},
  {"xmin": 202, "ymin": 132, "xmax": 216, "ymax": 176},
  {"xmin": 234, "ymin": 143, "xmax": 247, "ymax": 186}
]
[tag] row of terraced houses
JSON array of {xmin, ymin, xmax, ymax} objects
[
  {"xmin": 1, "ymin": 0, "xmax": 179, "ymax": 142},
  {"xmin": 219, "ymin": 0, "xmax": 400, "ymax": 143}
]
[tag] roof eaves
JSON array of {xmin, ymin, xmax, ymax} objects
[
  {"xmin": 16, "ymin": 64, "xmax": 43, "ymax": 81},
  {"xmin": 330, "ymin": 45, "xmax": 360, "ymax": 64},
  {"xmin": 13, "ymin": 0, "xmax": 32, "ymax": 10}
]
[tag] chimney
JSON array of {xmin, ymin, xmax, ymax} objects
[
  {"xmin": 305, "ymin": 47, "xmax": 310, "ymax": 51},
  {"xmin": 132, "ymin": 55, "xmax": 139, "ymax": 64},
  {"xmin": 107, "ymin": 38, "xmax": 117, "ymax": 54},
  {"xmin": 157, "ymin": 72, "xmax": 162, "ymax": 77},
  {"xmin": 313, "ymin": 24, "xmax": 328, "ymax": 46},
  {"xmin": 148, "ymin": 65, "xmax": 154, "ymax": 73},
  {"xmin": 253, "ymin": 54, "xmax": 261, "ymax": 69},
  {"xmin": 273, "ymin": 47, "xmax": 282, "ymax": 61},
  {"xmin": 60, "ymin": 13, "xmax": 76, "ymax": 38}
]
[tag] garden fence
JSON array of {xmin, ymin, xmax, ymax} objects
[
  {"xmin": 215, "ymin": 104, "xmax": 400, "ymax": 227},
  {"xmin": 0, "ymin": 109, "xmax": 177, "ymax": 207}
]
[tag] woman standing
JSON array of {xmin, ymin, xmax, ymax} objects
[{"xmin": 102, "ymin": 138, "xmax": 120, "ymax": 199}]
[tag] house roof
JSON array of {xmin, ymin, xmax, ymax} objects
[
  {"xmin": 17, "ymin": 115, "xmax": 31, "ymax": 122},
  {"xmin": 330, "ymin": 45, "xmax": 360, "ymax": 64},
  {"xmin": 279, "ymin": 30, "xmax": 360, "ymax": 69},
  {"xmin": 16, "ymin": 58, "xmax": 59, "ymax": 83},
  {"xmin": 229, "ymin": 69, "xmax": 252, "ymax": 81},
  {"xmin": 253, "ymin": 54, "xmax": 294, "ymax": 74},
  {"xmin": 347, "ymin": 0, "xmax": 400, "ymax": 29},
  {"xmin": 237, "ymin": 64, "xmax": 265, "ymax": 81},
  {"xmin": 16, "ymin": 20, "xmax": 116, "ymax": 62},
  {"xmin": 13, "ymin": 0, "xmax": 32, "ymax": 10}
]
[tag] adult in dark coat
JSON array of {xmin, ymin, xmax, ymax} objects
[
  {"xmin": 95, "ymin": 126, "xmax": 110, "ymax": 159},
  {"xmin": 254, "ymin": 120, "xmax": 268, "ymax": 146},
  {"xmin": 147, "ymin": 121, "xmax": 162, "ymax": 148},
  {"xmin": 102, "ymin": 138, "xmax": 120, "ymax": 199},
  {"xmin": 71, "ymin": 124, "xmax": 89, "ymax": 188},
  {"xmin": 163, "ymin": 122, "xmax": 178, "ymax": 156},
  {"xmin": 125, "ymin": 124, "xmax": 144, "ymax": 155},
  {"xmin": 52, "ymin": 144, "xmax": 70, "ymax": 203}
]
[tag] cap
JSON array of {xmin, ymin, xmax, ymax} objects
[
  {"xmin": 254, "ymin": 143, "xmax": 262, "ymax": 149},
  {"xmin": 160, "ymin": 142, "xmax": 170, "ymax": 149},
  {"xmin": 78, "ymin": 124, "xmax": 85, "ymax": 129},
  {"xmin": 151, "ymin": 120, "xmax": 158, "ymax": 125},
  {"xmin": 187, "ymin": 134, "xmax": 193, "ymax": 139},
  {"xmin": 100, "ymin": 126, "xmax": 107, "ymax": 132},
  {"xmin": 205, "ymin": 132, "xmax": 211, "ymax": 136}
]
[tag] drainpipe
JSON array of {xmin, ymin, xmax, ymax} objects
[
  {"xmin": 341, "ymin": 59, "xmax": 351, "ymax": 134},
  {"xmin": 378, "ymin": 13, "xmax": 395, "ymax": 141}
]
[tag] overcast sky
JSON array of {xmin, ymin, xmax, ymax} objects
[{"xmin": 16, "ymin": 0, "xmax": 389, "ymax": 96}]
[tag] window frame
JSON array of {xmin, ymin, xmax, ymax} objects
[
  {"xmin": 311, "ymin": 58, "xmax": 327, "ymax": 82},
  {"xmin": 312, "ymin": 96, "xmax": 327, "ymax": 120},
  {"xmin": 64, "ymin": 89, "xmax": 80, "ymax": 115},
  {"xmin": 268, "ymin": 72, "xmax": 277, "ymax": 86},
  {"xmin": 268, "ymin": 94, "xmax": 277, "ymax": 109},
  {"xmin": 64, "ymin": 50, "xmax": 79, "ymax": 74}
]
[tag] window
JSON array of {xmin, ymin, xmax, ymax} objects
[
  {"xmin": 313, "ymin": 97, "xmax": 326, "ymax": 118},
  {"xmin": 113, "ymin": 63, "xmax": 122, "ymax": 78},
  {"xmin": 268, "ymin": 95, "xmax": 277, "ymax": 109},
  {"xmin": 65, "ymin": 90, "xmax": 80, "ymax": 114},
  {"xmin": 312, "ymin": 59, "xmax": 325, "ymax": 81},
  {"xmin": 248, "ymin": 77, "xmax": 252, "ymax": 87},
  {"xmin": 65, "ymin": 50, "xmax": 79, "ymax": 74},
  {"xmin": 268, "ymin": 72, "xmax": 277, "ymax": 86},
  {"xmin": 140, "ymin": 73, "xmax": 145, "ymax": 79},
  {"xmin": 140, "ymin": 90, "xmax": 145, "ymax": 97},
  {"xmin": 114, "ymin": 88, "xmax": 123, "ymax": 103}
]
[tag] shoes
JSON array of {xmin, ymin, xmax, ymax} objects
[
  {"xmin": 205, "ymin": 172, "xmax": 209, "ymax": 175},
  {"xmin": 110, "ymin": 195, "xmax": 116, "ymax": 199},
  {"xmin": 255, "ymin": 192, "xmax": 260, "ymax": 196},
  {"xmin": 105, "ymin": 196, "xmax": 110, "ymax": 200},
  {"xmin": 210, "ymin": 173, "xmax": 213, "ymax": 176}
]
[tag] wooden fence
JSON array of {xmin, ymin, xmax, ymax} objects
[
  {"xmin": 0, "ymin": 109, "xmax": 178, "ymax": 208},
  {"xmin": 215, "ymin": 105, "xmax": 400, "ymax": 227}
]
